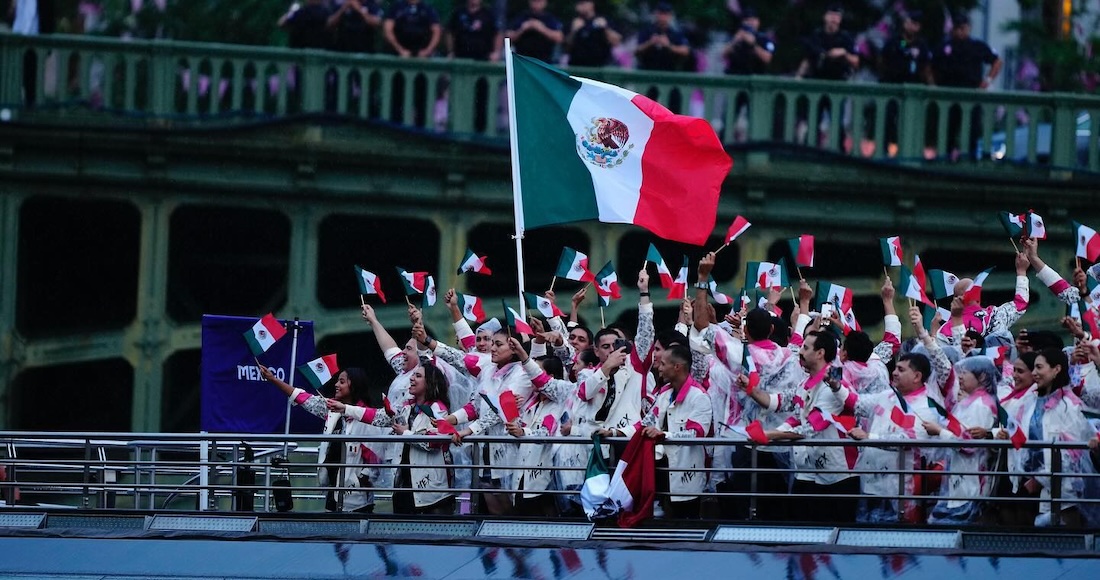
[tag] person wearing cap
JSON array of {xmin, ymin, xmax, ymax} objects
[
  {"xmin": 880, "ymin": 10, "xmax": 932, "ymax": 156},
  {"xmin": 722, "ymin": 7, "xmax": 775, "ymax": 141},
  {"xmin": 794, "ymin": 4, "xmax": 858, "ymax": 150},
  {"xmin": 565, "ymin": 0, "xmax": 621, "ymax": 67},
  {"xmin": 932, "ymin": 12, "xmax": 1002, "ymax": 159},
  {"xmin": 634, "ymin": 2, "xmax": 690, "ymax": 72},
  {"xmin": 507, "ymin": 0, "xmax": 564, "ymax": 64}
]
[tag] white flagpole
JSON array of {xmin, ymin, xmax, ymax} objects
[
  {"xmin": 283, "ymin": 317, "xmax": 300, "ymax": 458},
  {"xmin": 505, "ymin": 39, "xmax": 528, "ymax": 316}
]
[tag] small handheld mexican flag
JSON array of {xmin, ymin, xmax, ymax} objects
[
  {"xmin": 556, "ymin": 247, "xmax": 595, "ymax": 282},
  {"xmin": 998, "ymin": 211, "xmax": 1026, "ymax": 237},
  {"xmin": 457, "ymin": 248, "xmax": 492, "ymax": 276},
  {"xmin": 244, "ymin": 313, "xmax": 287, "ymax": 357},
  {"xmin": 667, "ymin": 256, "xmax": 688, "ymax": 299},
  {"xmin": 396, "ymin": 267, "xmax": 430, "ymax": 295},
  {"xmin": 927, "ymin": 397, "xmax": 964, "ymax": 437},
  {"xmin": 928, "ymin": 269, "xmax": 960, "ymax": 300},
  {"xmin": 741, "ymin": 349, "xmax": 760, "ymax": 393},
  {"xmin": 706, "ymin": 277, "xmax": 733, "ymax": 305},
  {"xmin": 525, "ymin": 292, "xmax": 564, "ymax": 318},
  {"xmin": 744, "ymin": 420, "xmax": 769, "ymax": 445},
  {"xmin": 725, "ymin": 215, "xmax": 752, "ymax": 244},
  {"xmin": 745, "ymin": 259, "xmax": 788, "ymax": 290},
  {"xmin": 815, "ymin": 281, "xmax": 853, "ymax": 313},
  {"xmin": 1026, "ymin": 210, "xmax": 1047, "ymax": 240},
  {"xmin": 880, "ymin": 236, "xmax": 903, "ymax": 267},
  {"xmin": 890, "ymin": 390, "xmax": 916, "ymax": 431},
  {"xmin": 298, "ymin": 354, "xmax": 339, "ymax": 390},
  {"xmin": 807, "ymin": 408, "xmax": 855, "ymax": 434},
  {"xmin": 422, "ymin": 275, "xmax": 437, "ymax": 308},
  {"xmin": 962, "ymin": 267, "xmax": 993, "ymax": 303},
  {"xmin": 503, "ymin": 301, "xmax": 535, "ymax": 335},
  {"xmin": 1074, "ymin": 221, "xmax": 1100, "ymax": 262},
  {"xmin": 647, "ymin": 244, "xmax": 673, "ymax": 288},
  {"xmin": 595, "ymin": 261, "xmax": 622, "ymax": 307},
  {"xmin": 354, "ymin": 266, "xmax": 387, "ymax": 303},
  {"xmin": 787, "ymin": 234, "xmax": 815, "ymax": 268},
  {"xmin": 457, "ymin": 293, "xmax": 486, "ymax": 323},
  {"xmin": 899, "ymin": 265, "xmax": 932, "ymax": 305},
  {"xmin": 996, "ymin": 400, "xmax": 1026, "ymax": 449}
]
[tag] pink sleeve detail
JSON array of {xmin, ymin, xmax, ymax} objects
[
  {"xmin": 789, "ymin": 333, "xmax": 804, "ymax": 347},
  {"xmin": 362, "ymin": 407, "xmax": 378, "ymax": 423},
  {"xmin": 844, "ymin": 390, "xmax": 858, "ymax": 413},
  {"xmin": 784, "ymin": 416, "xmax": 800, "ymax": 428},
  {"xmin": 532, "ymin": 372, "xmax": 551, "ymax": 389},
  {"xmin": 293, "ymin": 392, "xmax": 311, "ymax": 405},
  {"xmin": 633, "ymin": 421, "xmax": 643, "ymax": 433},
  {"xmin": 1047, "ymin": 278, "xmax": 1071, "ymax": 295},
  {"xmin": 684, "ymin": 419, "xmax": 705, "ymax": 438},
  {"xmin": 460, "ymin": 335, "xmax": 476, "ymax": 350},
  {"xmin": 463, "ymin": 402, "xmax": 478, "ymax": 419}
]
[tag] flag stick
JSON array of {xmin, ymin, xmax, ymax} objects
[
  {"xmin": 714, "ymin": 243, "xmax": 729, "ymax": 255},
  {"xmin": 504, "ymin": 38, "xmax": 529, "ymax": 318},
  {"xmin": 642, "ymin": 259, "xmax": 648, "ymax": 271},
  {"xmin": 549, "ymin": 275, "xmax": 556, "ymax": 292},
  {"xmin": 359, "ymin": 294, "xmax": 366, "ymax": 307},
  {"xmin": 1077, "ymin": 256, "xmax": 1082, "ymax": 271},
  {"xmin": 600, "ymin": 306, "xmax": 605, "ymax": 328},
  {"xmin": 883, "ymin": 266, "xmax": 889, "ymax": 278},
  {"xmin": 1009, "ymin": 237, "xmax": 1019, "ymax": 253},
  {"xmin": 796, "ymin": 266, "xmax": 804, "ymax": 280},
  {"xmin": 404, "ymin": 295, "xmax": 413, "ymax": 307},
  {"xmin": 789, "ymin": 286, "xmax": 796, "ymax": 303}
]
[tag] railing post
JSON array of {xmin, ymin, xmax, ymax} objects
[
  {"xmin": 748, "ymin": 445, "xmax": 758, "ymax": 520},
  {"xmin": 897, "ymin": 86, "xmax": 925, "ymax": 163},
  {"xmin": 1050, "ymin": 443, "xmax": 1062, "ymax": 526},
  {"xmin": 1050, "ymin": 95, "xmax": 1077, "ymax": 169},
  {"xmin": 199, "ymin": 432, "xmax": 210, "ymax": 511},
  {"xmin": 470, "ymin": 439, "xmax": 482, "ymax": 515},
  {"xmin": 0, "ymin": 34, "xmax": 22, "ymax": 106},
  {"xmin": 448, "ymin": 61, "xmax": 475, "ymax": 135},
  {"xmin": 301, "ymin": 51, "xmax": 324, "ymax": 113},
  {"xmin": 747, "ymin": 78, "xmax": 774, "ymax": 142},
  {"xmin": 896, "ymin": 446, "xmax": 907, "ymax": 523},
  {"xmin": 147, "ymin": 41, "xmax": 174, "ymax": 118},
  {"xmin": 81, "ymin": 438, "xmax": 92, "ymax": 509}
]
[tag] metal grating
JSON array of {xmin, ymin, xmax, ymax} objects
[
  {"xmin": 961, "ymin": 533, "xmax": 1088, "ymax": 552},
  {"xmin": 257, "ymin": 519, "xmax": 362, "ymax": 536},
  {"xmin": 148, "ymin": 515, "xmax": 257, "ymax": 532},
  {"xmin": 366, "ymin": 520, "xmax": 479, "ymax": 537},
  {"xmin": 477, "ymin": 521, "xmax": 593, "ymax": 540},
  {"xmin": 591, "ymin": 528, "xmax": 709, "ymax": 541},
  {"xmin": 836, "ymin": 529, "xmax": 959, "ymax": 549},
  {"xmin": 0, "ymin": 513, "xmax": 45, "ymax": 528},
  {"xmin": 46, "ymin": 514, "xmax": 149, "ymax": 530},
  {"xmin": 711, "ymin": 525, "xmax": 835, "ymax": 544}
]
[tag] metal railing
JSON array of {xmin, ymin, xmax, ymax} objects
[
  {"xmin": 1, "ymin": 431, "xmax": 1097, "ymax": 528},
  {"xmin": 2, "ymin": 33, "xmax": 1099, "ymax": 171}
]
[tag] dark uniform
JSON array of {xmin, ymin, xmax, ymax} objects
[
  {"xmin": 285, "ymin": 3, "xmax": 334, "ymax": 50},
  {"xmin": 726, "ymin": 28, "xmax": 775, "ymax": 76},
  {"xmin": 802, "ymin": 28, "xmax": 856, "ymax": 80},
  {"xmin": 448, "ymin": 6, "xmax": 498, "ymax": 60},
  {"xmin": 509, "ymin": 11, "xmax": 563, "ymax": 63},
  {"xmin": 635, "ymin": 24, "xmax": 689, "ymax": 71},
  {"xmin": 567, "ymin": 17, "xmax": 616, "ymax": 67},
  {"xmin": 386, "ymin": 0, "xmax": 440, "ymax": 55},
  {"xmin": 933, "ymin": 37, "xmax": 998, "ymax": 88},
  {"xmin": 332, "ymin": 0, "xmax": 384, "ymax": 53},
  {"xmin": 880, "ymin": 35, "xmax": 931, "ymax": 84}
]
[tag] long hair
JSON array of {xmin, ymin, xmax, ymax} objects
[
  {"xmin": 342, "ymin": 367, "xmax": 371, "ymax": 405},
  {"xmin": 420, "ymin": 364, "xmax": 451, "ymax": 410}
]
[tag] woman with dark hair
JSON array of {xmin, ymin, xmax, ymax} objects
[
  {"xmin": 988, "ymin": 351, "xmax": 1039, "ymax": 525},
  {"xmin": 420, "ymin": 326, "xmax": 533, "ymax": 514},
  {"xmin": 1008, "ymin": 348, "xmax": 1097, "ymax": 526},
  {"xmin": 332, "ymin": 363, "xmax": 456, "ymax": 515},
  {"xmin": 924, "ymin": 356, "xmax": 999, "ymax": 524},
  {"xmin": 258, "ymin": 364, "xmax": 384, "ymax": 513}
]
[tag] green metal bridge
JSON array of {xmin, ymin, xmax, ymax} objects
[{"xmin": 1, "ymin": 32, "xmax": 1099, "ymax": 433}]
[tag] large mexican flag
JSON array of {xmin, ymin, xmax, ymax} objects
[{"xmin": 509, "ymin": 51, "xmax": 731, "ymax": 246}]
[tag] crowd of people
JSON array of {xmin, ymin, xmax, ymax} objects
[
  {"xmin": 276, "ymin": 2, "xmax": 1000, "ymax": 88},
  {"xmin": 258, "ymin": 235, "xmax": 1100, "ymax": 527}
]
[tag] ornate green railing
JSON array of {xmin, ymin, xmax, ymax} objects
[{"xmin": 2, "ymin": 32, "xmax": 1099, "ymax": 170}]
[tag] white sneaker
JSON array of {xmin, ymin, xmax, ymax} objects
[
  {"xmin": 1034, "ymin": 512, "xmax": 1053, "ymax": 527},
  {"xmin": 652, "ymin": 503, "xmax": 665, "ymax": 518}
]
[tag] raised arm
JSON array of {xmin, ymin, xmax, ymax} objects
[
  {"xmin": 1025, "ymin": 238, "xmax": 1078, "ymax": 305},
  {"xmin": 259, "ymin": 362, "xmax": 327, "ymax": 419},
  {"xmin": 873, "ymin": 276, "xmax": 902, "ymax": 361},
  {"xmin": 635, "ymin": 267, "xmax": 655, "ymax": 360}
]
